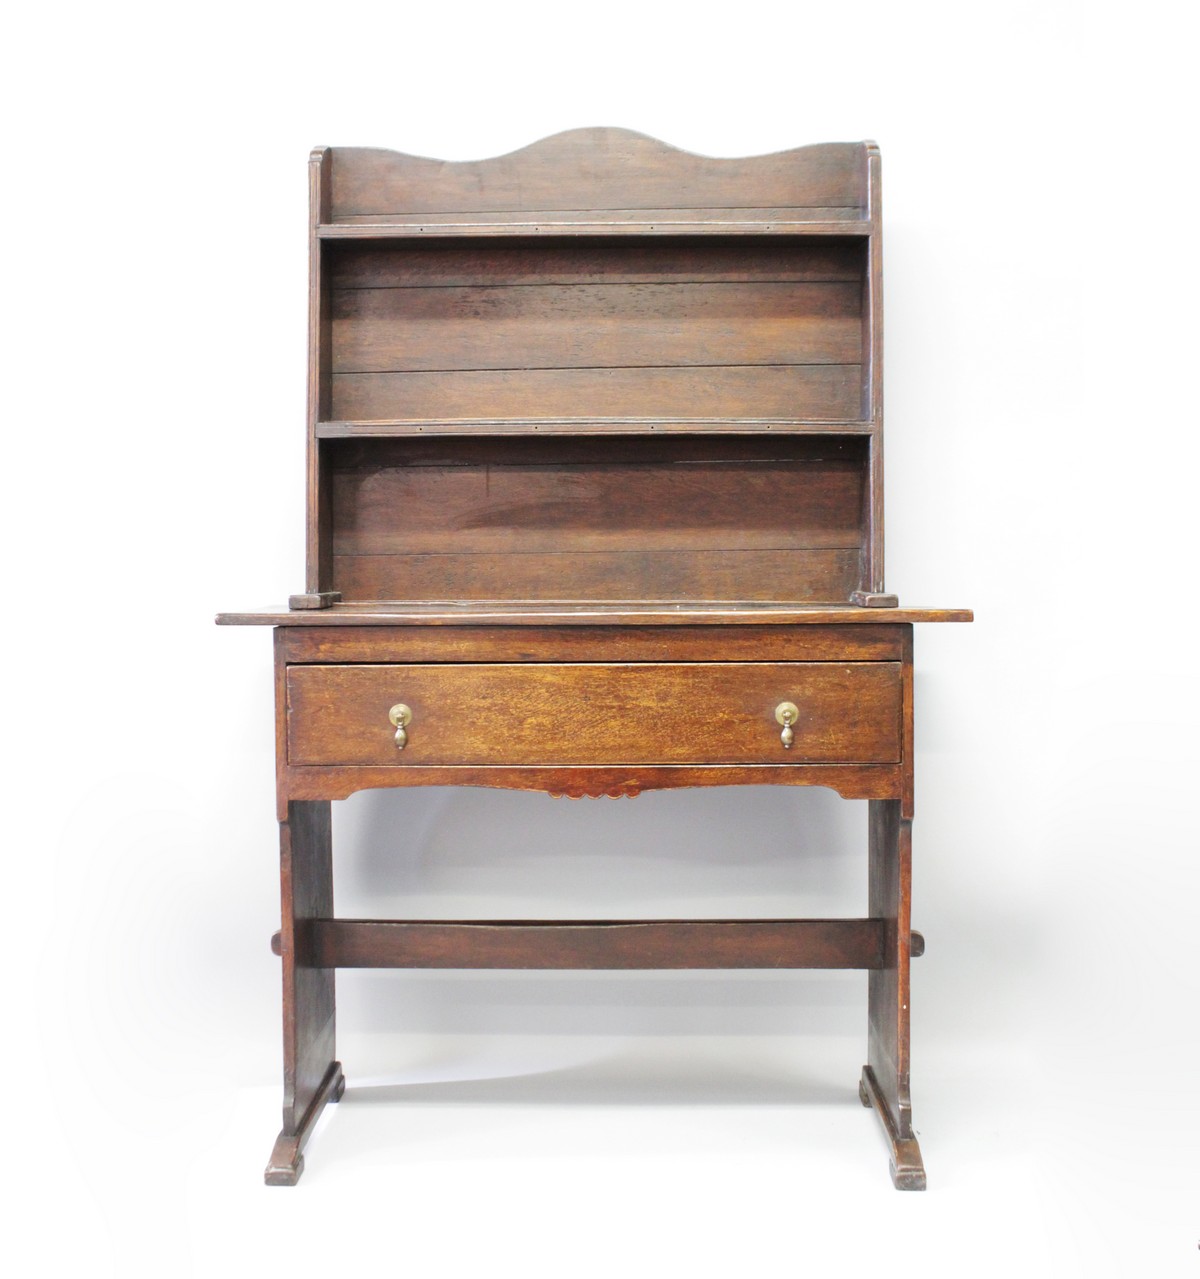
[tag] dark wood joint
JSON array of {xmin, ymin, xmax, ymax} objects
[
  {"xmin": 851, "ymin": 590, "xmax": 900, "ymax": 608},
  {"xmin": 288, "ymin": 591, "xmax": 342, "ymax": 611}
]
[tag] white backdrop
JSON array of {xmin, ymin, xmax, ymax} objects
[{"xmin": 7, "ymin": 2, "xmax": 1197, "ymax": 1275}]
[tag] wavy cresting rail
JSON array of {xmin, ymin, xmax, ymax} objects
[{"xmin": 318, "ymin": 127, "xmax": 874, "ymax": 235}]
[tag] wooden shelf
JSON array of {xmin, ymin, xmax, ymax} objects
[
  {"xmin": 316, "ymin": 417, "xmax": 875, "ymax": 438},
  {"xmin": 318, "ymin": 210, "xmax": 871, "ymax": 239},
  {"xmin": 217, "ymin": 602, "xmax": 974, "ymax": 627}
]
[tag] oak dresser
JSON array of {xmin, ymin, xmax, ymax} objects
[{"xmin": 218, "ymin": 129, "xmax": 971, "ymax": 1187}]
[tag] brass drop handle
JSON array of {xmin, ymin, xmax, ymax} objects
[
  {"xmin": 389, "ymin": 703, "xmax": 412, "ymax": 750},
  {"xmin": 775, "ymin": 701, "xmax": 799, "ymax": 749}
]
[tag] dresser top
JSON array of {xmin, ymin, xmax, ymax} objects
[{"xmin": 217, "ymin": 602, "xmax": 972, "ymax": 627}]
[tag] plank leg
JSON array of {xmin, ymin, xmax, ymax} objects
[
  {"xmin": 863, "ymin": 798, "xmax": 926, "ymax": 1190},
  {"xmin": 265, "ymin": 800, "xmax": 342, "ymax": 1186}
]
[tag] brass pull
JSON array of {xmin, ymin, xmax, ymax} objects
[
  {"xmin": 388, "ymin": 703, "xmax": 412, "ymax": 749},
  {"xmin": 775, "ymin": 701, "xmax": 799, "ymax": 749}
]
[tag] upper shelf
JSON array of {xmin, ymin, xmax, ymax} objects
[
  {"xmin": 317, "ymin": 210, "xmax": 871, "ymax": 239},
  {"xmin": 314, "ymin": 130, "xmax": 877, "ymax": 240},
  {"xmin": 315, "ymin": 418, "xmax": 875, "ymax": 438}
]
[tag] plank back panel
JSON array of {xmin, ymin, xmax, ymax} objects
[
  {"xmin": 324, "ymin": 236, "xmax": 866, "ymax": 424},
  {"xmin": 327, "ymin": 436, "xmax": 866, "ymax": 603},
  {"xmin": 332, "ymin": 549, "xmax": 861, "ymax": 603},
  {"xmin": 332, "ymin": 282, "xmax": 861, "ymax": 373},
  {"xmin": 328, "ymin": 130, "xmax": 869, "ymax": 219},
  {"xmin": 330, "ymin": 364, "xmax": 862, "ymax": 423},
  {"xmin": 326, "ymin": 237, "xmax": 866, "ymax": 289}
]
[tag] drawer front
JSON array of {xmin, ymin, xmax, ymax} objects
[{"xmin": 287, "ymin": 662, "xmax": 901, "ymax": 767}]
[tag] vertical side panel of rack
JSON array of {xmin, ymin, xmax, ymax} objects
[
  {"xmin": 864, "ymin": 143, "xmax": 885, "ymax": 593},
  {"xmin": 307, "ymin": 147, "xmax": 333, "ymax": 595}
]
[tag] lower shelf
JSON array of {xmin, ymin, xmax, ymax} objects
[{"xmin": 286, "ymin": 917, "xmax": 891, "ymax": 970}]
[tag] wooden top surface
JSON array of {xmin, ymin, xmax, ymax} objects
[{"xmin": 216, "ymin": 602, "xmax": 972, "ymax": 627}]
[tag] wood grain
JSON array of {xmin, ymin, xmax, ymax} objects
[
  {"xmin": 285, "ymin": 661, "xmax": 902, "ymax": 767},
  {"xmin": 331, "ymin": 363, "xmax": 863, "ymax": 423},
  {"xmin": 329, "ymin": 440, "xmax": 863, "ymax": 556},
  {"xmin": 327, "ymin": 435, "xmax": 865, "ymax": 602},
  {"xmin": 332, "ymin": 549, "xmax": 860, "ymax": 604},
  {"xmin": 332, "ymin": 281, "xmax": 861, "ymax": 374},
  {"xmin": 278, "ymin": 623, "xmax": 906, "ymax": 664},
  {"xmin": 282, "ymin": 762, "xmax": 904, "ymax": 804}
]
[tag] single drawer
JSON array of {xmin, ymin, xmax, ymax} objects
[{"xmin": 286, "ymin": 662, "xmax": 901, "ymax": 767}]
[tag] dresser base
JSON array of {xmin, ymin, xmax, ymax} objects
[{"xmin": 256, "ymin": 622, "xmax": 944, "ymax": 1188}]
